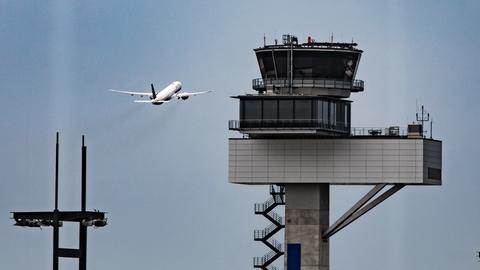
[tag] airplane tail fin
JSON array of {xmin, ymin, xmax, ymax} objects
[{"xmin": 151, "ymin": 84, "xmax": 156, "ymax": 99}]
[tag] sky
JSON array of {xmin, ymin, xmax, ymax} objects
[{"xmin": 0, "ymin": 0, "xmax": 479, "ymax": 269}]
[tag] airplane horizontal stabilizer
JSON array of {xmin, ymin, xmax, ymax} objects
[{"xmin": 133, "ymin": 100, "xmax": 154, "ymax": 103}]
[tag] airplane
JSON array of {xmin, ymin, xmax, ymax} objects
[{"xmin": 108, "ymin": 81, "xmax": 212, "ymax": 105}]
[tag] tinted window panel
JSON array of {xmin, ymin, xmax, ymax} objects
[
  {"xmin": 273, "ymin": 51, "xmax": 288, "ymax": 78},
  {"xmin": 256, "ymin": 52, "xmax": 274, "ymax": 79},
  {"xmin": 263, "ymin": 100, "xmax": 278, "ymax": 120},
  {"xmin": 257, "ymin": 50, "xmax": 360, "ymax": 80},
  {"xmin": 279, "ymin": 100, "xmax": 293, "ymax": 119},
  {"xmin": 322, "ymin": 101, "xmax": 329, "ymax": 123},
  {"xmin": 316, "ymin": 100, "xmax": 323, "ymax": 121},
  {"xmin": 344, "ymin": 104, "xmax": 349, "ymax": 127},
  {"xmin": 346, "ymin": 104, "xmax": 351, "ymax": 127},
  {"xmin": 336, "ymin": 102, "xmax": 345, "ymax": 126},
  {"xmin": 330, "ymin": 102, "xmax": 336, "ymax": 125},
  {"xmin": 243, "ymin": 100, "xmax": 262, "ymax": 120},
  {"xmin": 295, "ymin": 100, "xmax": 311, "ymax": 120}
]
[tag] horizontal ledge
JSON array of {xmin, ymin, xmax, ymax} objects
[{"xmin": 12, "ymin": 211, "xmax": 106, "ymax": 222}]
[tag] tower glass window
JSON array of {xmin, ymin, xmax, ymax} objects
[
  {"xmin": 336, "ymin": 103, "xmax": 345, "ymax": 127},
  {"xmin": 256, "ymin": 50, "xmax": 361, "ymax": 80},
  {"xmin": 317, "ymin": 100, "xmax": 329, "ymax": 124},
  {"xmin": 263, "ymin": 100, "xmax": 278, "ymax": 120},
  {"xmin": 294, "ymin": 100, "xmax": 312, "ymax": 120},
  {"xmin": 237, "ymin": 97, "xmax": 351, "ymax": 133},
  {"xmin": 316, "ymin": 100, "xmax": 323, "ymax": 122},
  {"xmin": 256, "ymin": 51, "xmax": 288, "ymax": 78},
  {"xmin": 243, "ymin": 100, "xmax": 262, "ymax": 120},
  {"xmin": 330, "ymin": 103, "xmax": 336, "ymax": 126},
  {"xmin": 279, "ymin": 100, "xmax": 294, "ymax": 119},
  {"xmin": 344, "ymin": 104, "xmax": 349, "ymax": 128}
]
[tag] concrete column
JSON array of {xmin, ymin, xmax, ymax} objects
[{"xmin": 284, "ymin": 184, "xmax": 329, "ymax": 270}]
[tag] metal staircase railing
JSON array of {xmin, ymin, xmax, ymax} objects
[
  {"xmin": 254, "ymin": 223, "xmax": 282, "ymax": 240},
  {"xmin": 253, "ymin": 250, "xmax": 277, "ymax": 266},
  {"xmin": 266, "ymin": 238, "xmax": 283, "ymax": 252},
  {"xmin": 253, "ymin": 185, "xmax": 285, "ymax": 270},
  {"xmin": 267, "ymin": 211, "xmax": 283, "ymax": 225}
]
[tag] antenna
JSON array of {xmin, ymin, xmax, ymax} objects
[
  {"xmin": 263, "ymin": 33, "xmax": 266, "ymax": 46},
  {"xmin": 416, "ymin": 105, "xmax": 430, "ymax": 138}
]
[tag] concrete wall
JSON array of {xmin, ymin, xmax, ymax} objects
[
  {"xmin": 284, "ymin": 184, "xmax": 329, "ymax": 270},
  {"xmin": 228, "ymin": 138, "xmax": 442, "ymax": 185}
]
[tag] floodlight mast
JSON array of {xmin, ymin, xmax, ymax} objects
[
  {"xmin": 79, "ymin": 135, "xmax": 87, "ymax": 270},
  {"xmin": 12, "ymin": 133, "xmax": 107, "ymax": 270},
  {"xmin": 55, "ymin": 132, "xmax": 59, "ymax": 210},
  {"xmin": 228, "ymin": 34, "xmax": 442, "ymax": 270},
  {"xmin": 53, "ymin": 132, "xmax": 59, "ymax": 270}
]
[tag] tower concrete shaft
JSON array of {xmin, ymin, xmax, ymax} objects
[{"xmin": 285, "ymin": 184, "xmax": 329, "ymax": 270}]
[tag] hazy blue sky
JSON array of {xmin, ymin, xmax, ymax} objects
[{"xmin": 1, "ymin": 1, "xmax": 479, "ymax": 269}]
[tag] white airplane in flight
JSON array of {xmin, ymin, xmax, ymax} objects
[{"xmin": 108, "ymin": 81, "xmax": 211, "ymax": 105}]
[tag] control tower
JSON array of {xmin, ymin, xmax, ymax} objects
[{"xmin": 228, "ymin": 35, "xmax": 442, "ymax": 270}]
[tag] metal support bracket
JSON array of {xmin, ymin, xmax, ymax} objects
[{"xmin": 322, "ymin": 184, "xmax": 405, "ymax": 239}]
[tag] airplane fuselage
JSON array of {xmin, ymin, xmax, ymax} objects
[{"xmin": 152, "ymin": 81, "xmax": 182, "ymax": 105}]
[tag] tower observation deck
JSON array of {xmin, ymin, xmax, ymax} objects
[
  {"xmin": 229, "ymin": 34, "xmax": 364, "ymax": 137},
  {"xmin": 228, "ymin": 34, "xmax": 442, "ymax": 270},
  {"xmin": 253, "ymin": 34, "xmax": 363, "ymax": 96}
]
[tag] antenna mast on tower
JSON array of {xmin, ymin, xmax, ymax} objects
[{"xmin": 416, "ymin": 105, "xmax": 430, "ymax": 138}]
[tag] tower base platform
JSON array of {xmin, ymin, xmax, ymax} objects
[{"xmin": 229, "ymin": 138, "xmax": 441, "ymax": 185}]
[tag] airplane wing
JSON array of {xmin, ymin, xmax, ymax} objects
[
  {"xmin": 175, "ymin": 90, "xmax": 213, "ymax": 99},
  {"xmin": 133, "ymin": 100, "xmax": 170, "ymax": 103},
  {"xmin": 108, "ymin": 89, "xmax": 153, "ymax": 98}
]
